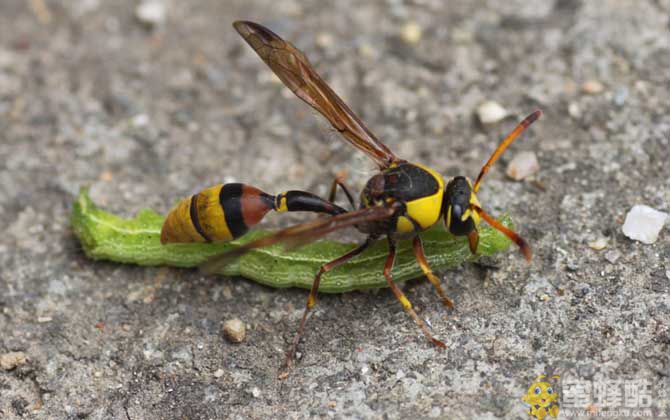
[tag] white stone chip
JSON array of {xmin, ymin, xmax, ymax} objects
[
  {"xmin": 506, "ymin": 151, "xmax": 540, "ymax": 180},
  {"xmin": 136, "ymin": 1, "xmax": 166, "ymax": 26},
  {"xmin": 622, "ymin": 205, "xmax": 668, "ymax": 244},
  {"xmin": 476, "ymin": 101, "xmax": 508, "ymax": 125},
  {"xmin": 568, "ymin": 102, "xmax": 581, "ymax": 119}
]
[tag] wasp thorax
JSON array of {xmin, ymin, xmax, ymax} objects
[{"xmin": 361, "ymin": 173, "xmax": 386, "ymax": 205}]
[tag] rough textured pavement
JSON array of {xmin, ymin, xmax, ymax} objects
[{"xmin": 1, "ymin": 0, "xmax": 669, "ymax": 418}]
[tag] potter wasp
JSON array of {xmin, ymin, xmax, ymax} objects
[{"xmin": 161, "ymin": 21, "xmax": 541, "ymax": 373}]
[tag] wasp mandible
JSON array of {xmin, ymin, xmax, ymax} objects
[{"xmin": 161, "ymin": 21, "xmax": 541, "ymax": 372}]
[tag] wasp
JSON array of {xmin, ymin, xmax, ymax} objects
[{"xmin": 161, "ymin": 21, "xmax": 541, "ymax": 372}]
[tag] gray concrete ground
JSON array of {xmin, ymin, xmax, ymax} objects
[{"xmin": 1, "ymin": 0, "xmax": 669, "ymax": 418}]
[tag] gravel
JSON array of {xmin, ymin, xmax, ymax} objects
[
  {"xmin": 223, "ymin": 318, "xmax": 247, "ymax": 343},
  {"xmin": 476, "ymin": 100, "xmax": 509, "ymax": 125},
  {"xmin": 622, "ymin": 204, "xmax": 669, "ymax": 244},
  {"xmin": 505, "ymin": 151, "xmax": 540, "ymax": 181}
]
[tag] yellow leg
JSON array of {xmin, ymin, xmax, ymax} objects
[
  {"xmin": 384, "ymin": 238, "xmax": 446, "ymax": 348},
  {"xmin": 412, "ymin": 236, "xmax": 454, "ymax": 308}
]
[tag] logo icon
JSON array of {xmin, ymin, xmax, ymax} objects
[{"xmin": 522, "ymin": 374, "xmax": 560, "ymax": 419}]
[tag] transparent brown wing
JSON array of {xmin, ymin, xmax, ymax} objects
[
  {"xmin": 200, "ymin": 205, "xmax": 395, "ymax": 274},
  {"xmin": 234, "ymin": 20, "xmax": 399, "ymax": 169}
]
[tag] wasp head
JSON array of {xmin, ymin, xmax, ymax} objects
[{"xmin": 443, "ymin": 177, "xmax": 481, "ymax": 243}]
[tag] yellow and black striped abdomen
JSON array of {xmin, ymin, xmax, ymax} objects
[{"xmin": 160, "ymin": 183, "xmax": 275, "ymax": 244}]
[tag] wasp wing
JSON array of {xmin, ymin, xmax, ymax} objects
[
  {"xmin": 200, "ymin": 205, "xmax": 395, "ymax": 274},
  {"xmin": 233, "ymin": 20, "xmax": 399, "ymax": 169}
]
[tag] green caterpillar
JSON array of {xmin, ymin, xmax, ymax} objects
[{"xmin": 71, "ymin": 188, "xmax": 513, "ymax": 293}]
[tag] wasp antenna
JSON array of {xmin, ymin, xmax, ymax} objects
[
  {"xmin": 473, "ymin": 109, "xmax": 542, "ymax": 193},
  {"xmin": 473, "ymin": 205, "xmax": 532, "ymax": 262}
]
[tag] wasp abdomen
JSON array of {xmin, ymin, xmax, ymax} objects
[
  {"xmin": 161, "ymin": 183, "xmax": 275, "ymax": 244},
  {"xmin": 161, "ymin": 184, "xmax": 347, "ymax": 244}
]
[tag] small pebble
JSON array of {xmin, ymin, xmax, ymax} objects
[
  {"xmin": 277, "ymin": 0, "xmax": 302, "ymax": 17},
  {"xmin": 634, "ymin": 80, "xmax": 649, "ymax": 95},
  {"xmin": 568, "ymin": 102, "xmax": 581, "ymax": 119},
  {"xmin": 581, "ymin": 80, "xmax": 604, "ymax": 94},
  {"xmin": 29, "ymin": 0, "xmax": 52, "ymax": 24},
  {"xmin": 315, "ymin": 32, "xmax": 334, "ymax": 49},
  {"xmin": 0, "ymin": 352, "xmax": 29, "ymax": 370},
  {"xmin": 400, "ymin": 21, "xmax": 423, "ymax": 44},
  {"xmin": 476, "ymin": 101, "xmax": 508, "ymax": 125},
  {"xmin": 223, "ymin": 318, "xmax": 246, "ymax": 343},
  {"xmin": 622, "ymin": 205, "xmax": 668, "ymax": 244},
  {"xmin": 506, "ymin": 151, "xmax": 539, "ymax": 181},
  {"xmin": 588, "ymin": 237, "xmax": 608, "ymax": 250},
  {"xmin": 135, "ymin": 0, "xmax": 166, "ymax": 27},
  {"xmin": 99, "ymin": 171, "xmax": 114, "ymax": 182},
  {"xmin": 213, "ymin": 369, "xmax": 224, "ymax": 378},
  {"xmin": 222, "ymin": 285, "xmax": 233, "ymax": 300},
  {"xmin": 131, "ymin": 113, "xmax": 149, "ymax": 127}
]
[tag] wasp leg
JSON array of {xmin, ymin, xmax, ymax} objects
[
  {"xmin": 467, "ymin": 229, "xmax": 479, "ymax": 255},
  {"xmin": 412, "ymin": 236, "xmax": 454, "ymax": 309},
  {"xmin": 383, "ymin": 238, "xmax": 447, "ymax": 348},
  {"xmin": 280, "ymin": 236, "xmax": 376, "ymax": 377},
  {"xmin": 327, "ymin": 170, "xmax": 356, "ymax": 210}
]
